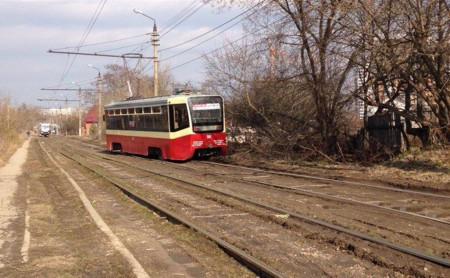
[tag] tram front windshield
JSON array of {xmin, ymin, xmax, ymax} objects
[{"xmin": 188, "ymin": 96, "xmax": 224, "ymax": 133}]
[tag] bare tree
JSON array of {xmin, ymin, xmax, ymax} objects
[
  {"xmin": 101, "ymin": 62, "xmax": 175, "ymax": 104},
  {"xmin": 352, "ymin": 0, "xmax": 449, "ymax": 145},
  {"xmin": 204, "ymin": 33, "xmax": 320, "ymax": 157},
  {"xmin": 207, "ymin": 0, "xmax": 357, "ymax": 156}
]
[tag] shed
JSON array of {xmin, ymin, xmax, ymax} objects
[{"xmin": 83, "ymin": 105, "xmax": 98, "ymax": 136}]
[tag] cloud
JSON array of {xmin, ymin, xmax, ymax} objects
[{"xmin": 0, "ymin": 0, "xmax": 243, "ymax": 106}]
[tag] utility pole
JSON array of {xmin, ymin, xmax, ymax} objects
[
  {"xmin": 96, "ymin": 72, "xmax": 102, "ymax": 138},
  {"xmin": 152, "ymin": 23, "xmax": 159, "ymax": 97},
  {"xmin": 77, "ymin": 87, "xmax": 82, "ymax": 136},
  {"xmin": 88, "ymin": 64, "xmax": 102, "ymax": 139},
  {"xmin": 134, "ymin": 9, "xmax": 159, "ymax": 97}
]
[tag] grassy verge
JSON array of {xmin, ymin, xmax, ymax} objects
[{"xmin": 0, "ymin": 131, "xmax": 25, "ymax": 167}]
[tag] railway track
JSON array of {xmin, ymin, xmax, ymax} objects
[
  {"xmin": 66, "ymin": 136, "xmax": 450, "ymax": 200},
  {"xmin": 43, "ymin": 137, "xmax": 450, "ymax": 276},
  {"xmin": 186, "ymin": 161, "xmax": 450, "ymax": 225},
  {"xmin": 69, "ymin": 137, "xmax": 450, "ymax": 226}
]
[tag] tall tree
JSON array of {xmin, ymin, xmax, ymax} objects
[
  {"xmin": 101, "ymin": 62, "xmax": 175, "ymax": 104},
  {"xmin": 352, "ymin": 0, "xmax": 449, "ymax": 144},
  {"xmin": 208, "ymin": 0, "xmax": 357, "ymax": 155}
]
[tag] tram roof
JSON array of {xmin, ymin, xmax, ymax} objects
[{"xmin": 104, "ymin": 93, "xmax": 219, "ymax": 110}]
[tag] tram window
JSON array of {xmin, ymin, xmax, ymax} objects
[
  {"xmin": 143, "ymin": 107, "xmax": 151, "ymax": 113},
  {"xmin": 161, "ymin": 106, "xmax": 168, "ymax": 131},
  {"xmin": 170, "ymin": 104, "xmax": 189, "ymax": 132},
  {"xmin": 136, "ymin": 107, "xmax": 143, "ymax": 114},
  {"xmin": 106, "ymin": 117, "xmax": 112, "ymax": 129},
  {"xmin": 115, "ymin": 109, "xmax": 120, "ymax": 115},
  {"xmin": 128, "ymin": 108, "xmax": 135, "ymax": 114},
  {"xmin": 154, "ymin": 115, "xmax": 161, "ymax": 130},
  {"xmin": 121, "ymin": 109, "xmax": 127, "ymax": 115},
  {"xmin": 152, "ymin": 106, "xmax": 161, "ymax": 114},
  {"xmin": 116, "ymin": 117, "xmax": 122, "ymax": 129},
  {"xmin": 142, "ymin": 115, "xmax": 149, "ymax": 129},
  {"xmin": 113, "ymin": 117, "xmax": 120, "ymax": 129}
]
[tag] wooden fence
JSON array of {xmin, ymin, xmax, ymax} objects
[{"xmin": 368, "ymin": 113, "xmax": 403, "ymax": 153}]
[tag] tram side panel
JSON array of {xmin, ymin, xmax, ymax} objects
[
  {"xmin": 106, "ymin": 131, "xmax": 170, "ymax": 158},
  {"xmin": 106, "ymin": 131, "xmax": 225, "ymax": 161}
]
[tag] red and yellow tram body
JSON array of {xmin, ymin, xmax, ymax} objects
[{"xmin": 104, "ymin": 94, "xmax": 226, "ymax": 161}]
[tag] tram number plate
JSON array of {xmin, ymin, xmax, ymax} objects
[{"xmin": 192, "ymin": 141, "xmax": 204, "ymax": 147}]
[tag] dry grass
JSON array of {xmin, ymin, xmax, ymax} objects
[
  {"xmin": 367, "ymin": 147, "xmax": 449, "ymax": 190},
  {"xmin": 0, "ymin": 136, "xmax": 23, "ymax": 167}
]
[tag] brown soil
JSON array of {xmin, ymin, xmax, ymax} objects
[
  {"xmin": 46, "ymin": 136, "xmax": 450, "ymax": 277},
  {"xmin": 216, "ymin": 146, "xmax": 450, "ymax": 192},
  {"xmin": 1, "ymin": 136, "xmax": 448, "ymax": 277},
  {"xmin": 0, "ymin": 137, "xmax": 253, "ymax": 277}
]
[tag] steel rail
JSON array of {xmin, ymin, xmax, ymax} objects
[
  {"xmin": 200, "ymin": 161, "xmax": 450, "ymax": 200},
  {"xmin": 48, "ymin": 144, "xmax": 286, "ymax": 278},
  {"xmin": 94, "ymin": 152, "xmax": 450, "ymax": 267},
  {"xmin": 88, "ymin": 151, "xmax": 450, "ymax": 268},
  {"xmin": 167, "ymin": 162, "xmax": 450, "ymax": 226},
  {"xmin": 59, "ymin": 138, "xmax": 450, "ymax": 224},
  {"xmin": 85, "ymin": 150, "xmax": 449, "ymax": 226},
  {"xmin": 246, "ymin": 178, "xmax": 450, "ymax": 226},
  {"xmin": 62, "ymin": 137, "xmax": 449, "ymax": 200},
  {"xmin": 52, "ymin": 138, "xmax": 450, "ymax": 267}
]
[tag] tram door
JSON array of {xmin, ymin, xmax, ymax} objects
[{"xmin": 169, "ymin": 104, "xmax": 189, "ymax": 132}]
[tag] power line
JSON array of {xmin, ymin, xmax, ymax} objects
[
  {"xmin": 159, "ymin": 18, "xmax": 245, "ymax": 63},
  {"xmin": 169, "ymin": 25, "xmax": 269, "ymax": 71},
  {"xmin": 90, "ymin": 41, "xmax": 150, "ymax": 54},
  {"xmin": 129, "ymin": 0, "xmax": 209, "ymax": 70},
  {"xmin": 59, "ymin": 0, "xmax": 108, "ymax": 83},
  {"xmin": 160, "ymin": 0, "xmax": 200, "ymax": 32},
  {"xmin": 45, "ymin": 78, "xmax": 98, "ymax": 89},
  {"xmin": 160, "ymin": 2, "xmax": 263, "ymax": 53},
  {"xmin": 52, "ymin": 33, "xmax": 149, "ymax": 51},
  {"xmin": 49, "ymin": 50, "xmax": 152, "ymax": 59},
  {"xmin": 141, "ymin": 2, "xmax": 263, "ymax": 74},
  {"xmin": 160, "ymin": 1, "xmax": 207, "ymax": 38}
]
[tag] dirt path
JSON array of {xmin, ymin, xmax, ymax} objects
[
  {"xmin": 0, "ymin": 139, "xmax": 29, "ymax": 268},
  {"xmin": 0, "ymin": 137, "xmax": 252, "ymax": 277}
]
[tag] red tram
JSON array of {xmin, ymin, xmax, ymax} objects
[{"xmin": 104, "ymin": 93, "xmax": 226, "ymax": 161}]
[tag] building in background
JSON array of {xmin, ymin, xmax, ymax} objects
[{"xmin": 83, "ymin": 105, "xmax": 98, "ymax": 136}]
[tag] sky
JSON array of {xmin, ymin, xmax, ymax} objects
[{"xmin": 0, "ymin": 0, "xmax": 243, "ymax": 108}]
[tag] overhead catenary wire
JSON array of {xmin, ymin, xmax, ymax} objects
[
  {"xmin": 59, "ymin": 0, "xmax": 108, "ymax": 84},
  {"xmin": 160, "ymin": 1, "xmax": 208, "ymax": 38},
  {"xmin": 168, "ymin": 23, "xmax": 276, "ymax": 71},
  {"xmin": 140, "ymin": 2, "xmax": 264, "ymax": 75},
  {"xmin": 125, "ymin": 1, "xmax": 204, "ymax": 57},
  {"xmin": 46, "ymin": 78, "xmax": 98, "ymax": 90},
  {"xmin": 159, "ymin": 3, "xmax": 264, "ymax": 64},
  {"xmin": 122, "ymin": 0, "xmax": 213, "ymax": 74},
  {"xmin": 52, "ymin": 33, "xmax": 150, "ymax": 51},
  {"xmin": 159, "ymin": 0, "xmax": 201, "ymax": 32},
  {"xmin": 110, "ymin": 2, "xmax": 202, "ymax": 69},
  {"xmin": 159, "ymin": 2, "xmax": 263, "ymax": 53}
]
